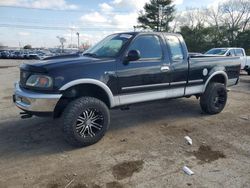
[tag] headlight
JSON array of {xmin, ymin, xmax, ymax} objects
[{"xmin": 26, "ymin": 75, "xmax": 53, "ymax": 88}]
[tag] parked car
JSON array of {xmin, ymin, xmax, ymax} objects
[
  {"xmin": 189, "ymin": 52, "xmax": 203, "ymax": 57},
  {"xmin": 13, "ymin": 51, "xmax": 24, "ymax": 59},
  {"xmin": 13, "ymin": 32, "xmax": 241, "ymax": 147},
  {"xmin": 22, "ymin": 51, "xmax": 30, "ymax": 59},
  {"xmin": 43, "ymin": 52, "xmax": 80, "ymax": 60},
  {"xmin": 0, "ymin": 51, "xmax": 10, "ymax": 59},
  {"xmin": 27, "ymin": 53, "xmax": 40, "ymax": 60},
  {"xmin": 8, "ymin": 51, "xmax": 15, "ymax": 59},
  {"xmin": 205, "ymin": 48, "xmax": 250, "ymax": 73}
]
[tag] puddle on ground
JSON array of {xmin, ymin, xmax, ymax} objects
[
  {"xmin": 106, "ymin": 181, "xmax": 123, "ymax": 188},
  {"xmin": 47, "ymin": 182, "xmax": 101, "ymax": 188},
  {"xmin": 71, "ymin": 183, "xmax": 88, "ymax": 188},
  {"xmin": 72, "ymin": 183, "xmax": 101, "ymax": 188},
  {"xmin": 112, "ymin": 160, "xmax": 144, "ymax": 180},
  {"xmin": 192, "ymin": 145, "xmax": 225, "ymax": 164},
  {"xmin": 47, "ymin": 183, "xmax": 60, "ymax": 188}
]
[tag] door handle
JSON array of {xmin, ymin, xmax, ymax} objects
[{"xmin": 161, "ymin": 66, "xmax": 170, "ymax": 72}]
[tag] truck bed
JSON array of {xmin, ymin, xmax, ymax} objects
[{"xmin": 189, "ymin": 56, "xmax": 241, "ymax": 86}]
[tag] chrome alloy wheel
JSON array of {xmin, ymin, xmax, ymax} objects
[{"xmin": 75, "ymin": 109, "xmax": 104, "ymax": 138}]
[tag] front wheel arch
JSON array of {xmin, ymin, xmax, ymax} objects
[{"xmin": 54, "ymin": 83, "xmax": 112, "ymax": 118}]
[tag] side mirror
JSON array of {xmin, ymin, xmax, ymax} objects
[
  {"xmin": 227, "ymin": 52, "xmax": 231, "ymax": 56},
  {"xmin": 125, "ymin": 50, "xmax": 141, "ymax": 63}
]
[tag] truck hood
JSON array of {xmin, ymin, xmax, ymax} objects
[{"xmin": 21, "ymin": 56, "xmax": 109, "ymax": 72}]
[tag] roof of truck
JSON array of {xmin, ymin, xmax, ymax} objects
[{"xmin": 114, "ymin": 31, "xmax": 182, "ymax": 37}]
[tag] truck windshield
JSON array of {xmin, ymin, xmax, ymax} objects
[
  {"xmin": 83, "ymin": 34, "xmax": 132, "ymax": 58},
  {"xmin": 205, "ymin": 48, "xmax": 227, "ymax": 55}
]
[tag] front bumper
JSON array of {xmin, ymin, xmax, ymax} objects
[{"xmin": 13, "ymin": 82, "xmax": 62, "ymax": 113}]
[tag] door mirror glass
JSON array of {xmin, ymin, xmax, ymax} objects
[{"xmin": 126, "ymin": 50, "xmax": 141, "ymax": 62}]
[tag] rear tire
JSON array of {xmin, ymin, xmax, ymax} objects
[
  {"xmin": 247, "ymin": 70, "xmax": 250, "ymax": 75},
  {"xmin": 62, "ymin": 97, "xmax": 110, "ymax": 147},
  {"xmin": 200, "ymin": 83, "xmax": 227, "ymax": 114}
]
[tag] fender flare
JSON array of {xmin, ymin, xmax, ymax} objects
[
  {"xmin": 59, "ymin": 79, "xmax": 116, "ymax": 107},
  {"xmin": 203, "ymin": 71, "xmax": 228, "ymax": 92}
]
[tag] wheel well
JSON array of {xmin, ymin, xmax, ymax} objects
[
  {"xmin": 54, "ymin": 84, "xmax": 110, "ymax": 118},
  {"xmin": 202, "ymin": 73, "xmax": 227, "ymax": 93},
  {"xmin": 209, "ymin": 74, "xmax": 226, "ymax": 85}
]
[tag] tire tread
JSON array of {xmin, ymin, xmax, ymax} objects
[
  {"xmin": 200, "ymin": 82, "xmax": 227, "ymax": 115},
  {"xmin": 62, "ymin": 97, "xmax": 109, "ymax": 147}
]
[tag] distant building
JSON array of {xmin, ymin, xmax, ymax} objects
[{"xmin": 0, "ymin": 46, "xmax": 20, "ymax": 51}]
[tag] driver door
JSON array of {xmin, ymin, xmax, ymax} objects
[{"xmin": 116, "ymin": 34, "xmax": 171, "ymax": 105}]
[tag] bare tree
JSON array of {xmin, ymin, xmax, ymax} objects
[
  {"xmin": 220, "ymin": 0, "xmax": 250, "ymax": 44},
  {"xmin": 205, "ymin": 6, "xmax": 223, "ymax": 29},
  {"xmin": 171, "ymin": 7, "xmax": 207, "ymax": 31}
]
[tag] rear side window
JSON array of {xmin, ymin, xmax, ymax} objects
[
  {"xmin": 228, "ymin": 49, "xmax": 235, "ymax": 56},
  {"xmin": 235, "ymin": 49, "xmax": 244, "ymax": 56},
  {"xmin": 165, "ymin": 35, "xmax": 184, "ymax": 62},
  {"xmin": 128, "ymin": 35, "xmax": 162, "ymax": 59}
]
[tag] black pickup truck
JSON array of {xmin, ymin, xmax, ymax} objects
[{"xmin": 13, "ymin": 32, "xmax": 240, "ymax": 147}]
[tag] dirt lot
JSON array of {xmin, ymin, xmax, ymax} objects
[{"xmin": 0, "ymin": 60, "xmax": 249, "ymax": 188}]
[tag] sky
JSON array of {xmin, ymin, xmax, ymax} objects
[{"xmin": 0, "ymin": 0, "xmax": 221, "ymax": 48}]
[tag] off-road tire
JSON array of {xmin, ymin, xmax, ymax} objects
[
  {"xmin": 62, "ymin": 97, "xmax": 110, "ymax": 147},
  {"xmin": 200, "ymin": 82, "xmax": 227, "ymax": 114}
]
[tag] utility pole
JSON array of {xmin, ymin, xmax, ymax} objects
[
  {"xmin": 70, "ymin": 28, "xmax": 73, "ymax": 49},
  {"xmin": 76, "ymin": 32, "xmax": 80, "ymax": 50},
  {"xmin": 19, "ymin": 41, "xmax": 21, "ymax": 50},
  {"xmin": 158, "ymin": 5, "xmax": 163, "ymax": 32}
]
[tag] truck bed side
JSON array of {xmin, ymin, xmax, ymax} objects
[{"xmin": 187, "ymin": 56, "xmax": 241, "ymax": 94}]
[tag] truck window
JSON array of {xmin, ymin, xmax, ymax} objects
[
  {"xmin": 235, "ymin": 49, "xmax": 244, "ymax": 56},
  {"xmin": 128, "ymin": 35, "xmax": 162, "ymax": 59},
  {"xmin": 227, "ymin": 49, "xmax": 235, "ymax": 56},
  {"xmin": 165, "ymin": 35, "xmax": 184, "ymax": 62}
]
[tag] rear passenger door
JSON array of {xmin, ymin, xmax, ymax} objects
[{"xmin": 164, "ymin": 34, "xmax": 188, "ymax": 96}]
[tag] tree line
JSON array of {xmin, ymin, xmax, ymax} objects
[{"xmin": 138, "ymin": 0, "xmax": 250, "ymax": 54}]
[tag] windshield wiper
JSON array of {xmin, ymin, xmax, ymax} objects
[{"xmin": 83, "ymin": 53, "xmax": 97, "ymax": 57}]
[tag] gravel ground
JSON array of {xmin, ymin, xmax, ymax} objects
[{"xmin": 0, "ymin": 60, "xmax": 249, "ymax": 188}]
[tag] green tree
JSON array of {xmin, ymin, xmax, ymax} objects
[
  {"xmin": 220, "ymin": 0, "xmax": 250, "ymax": 46},
  {"xmin": 236, "ymin": 30, "xmax": 250, "ymax": 55},
  {"xmin": 206, "ymin": 26, "xmax": 229, "ymax": 48},
  {"xmin": 23, "ymin": 44, "xmax": 32, "ymax": 49},
  {"xmin": 138, "ymin": 0, "xmax": 175, "ymax": 32},
  {"xmin": 179, "ymin": 24, "xmax": 228, "ymax": 53}
]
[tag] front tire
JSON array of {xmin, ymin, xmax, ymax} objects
[
  {"xmin": 62, "ymin": 97, "xmax": 110, "ymax": 147},
  {"xmin": 200, "ymin": 82, "xmax": 227, "ymax": 114}
]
